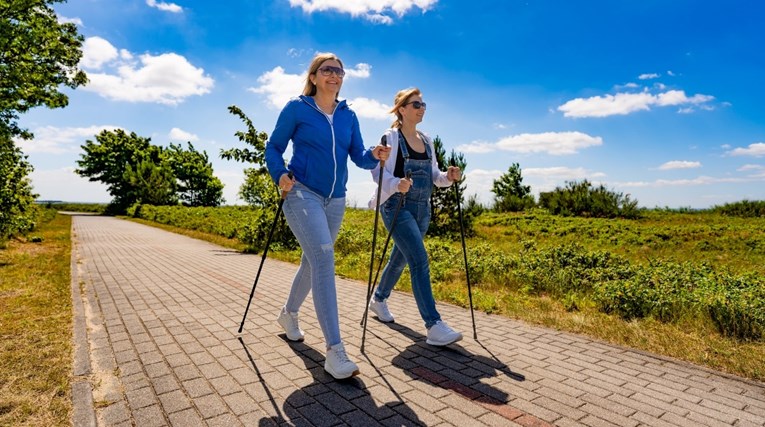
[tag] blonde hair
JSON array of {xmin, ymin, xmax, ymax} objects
[
  {"xmin": 302, "ymin": 52, "xmax": 345, "ymax": 97},
  {"xmin": 389, "ymin": 87, "xmax": 421, "ymax": 128}
]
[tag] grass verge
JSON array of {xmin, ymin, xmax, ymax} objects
[{"xmin": 0, "ymin": 212, "xmax": 72, "ymax": 426}]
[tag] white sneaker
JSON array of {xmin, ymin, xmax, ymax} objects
[
  {"xmin": 369, "ymin": 298, "xmax": 395, "ymax": 323},
  {"xmin": 277, "ymin": 306, "xmax": 304, "ymax": 341},
  {"xmin": 426, "ymin": 321, "xmax": 463, "ymax": 346},
  {"xmin": 324, "ymin": 343, "xmax": 360, "ymax": 379}
]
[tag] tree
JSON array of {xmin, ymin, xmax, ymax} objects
[
  {"xmin": 220, "ymin": 105, "xmax": 295, "ymax": 250},
  {"xmin": 1, "ymin": 0, "xmax": 86, "ymax": 242},
  {"xmin": 166, "ymin": 142, "xmax": 224, "ymax": 207},
  {"xmin": 124, "ymin": 159, "xmax": 177, "ymax": 206},
  {"xmin": 0, "ymin": 133, "xmax": 38, "ymax": 244},
  {"xmin": 492, "ymin": 163, "xmax": 535, "ymax": 212},
  {"xmin": 538, "ymin": 179, "xmax": 640, "ymax": 219},
  {"xmin": 76, "ymin": 129, "xmax": 167, "ymax": 212},
  {"xmin": 220, "ymin": 105, "xmax": 276, "ymax": 208},
  {"xmin": 1, "ymin": 0, "xmax": 88, "ymax": 138},
  {"xmin": 429, "ymin": 136, "xmax": 475, "ymax": 237}
]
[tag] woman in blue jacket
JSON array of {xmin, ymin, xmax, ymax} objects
[{"xmin": 265, "ymin": 52, "xmax": 390, "ymax": 379}]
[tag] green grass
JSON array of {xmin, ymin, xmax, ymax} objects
[{"xmin": 0, "ymin": 212, "xmax": 72, "ymax": 427}]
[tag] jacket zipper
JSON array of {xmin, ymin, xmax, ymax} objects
[{"xmin": 306, "ymin": 99, "xmax": 339, "ymax": 198}]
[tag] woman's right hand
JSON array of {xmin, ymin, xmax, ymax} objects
[
  {"xmin": 279, "ymin": 173, "xmax": 295, "ymax": 192},
  {"xmin": 397, "ymin": 177, "xmax": 412, "ymax": 193}
]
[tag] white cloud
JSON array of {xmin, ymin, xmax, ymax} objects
[
  {"xmin": 658, "ymin": 160, "xmax": 701, "ymax": 170},
  {"xmin": 345, "ymin": 63, "xmax": 372, "ymax": 78},
  {"xmin": 79, "ymin": 37, "xmax": 214, "ymax": 105},
  {"xmin": 523, "ymin": 166, "xmax": 606, "ymax": 180},
  {"xmin": 80, "ymin": 37, "xmax": 119, "ymax": 69},
  {"xmin": 146, "ymin": 0, "xmax": 182, "ymax": 13},
  {"xmin": 462, "ymin": 168, "xmax": 501, "ymax": 204},
  {"xmin": 619, "ymin": 176, "xmax": 756, "ymax": 188},
  {"xmin": 58, "ymin": 15, "xmax": 83, "ymax": 26},
  {"xmin": 615, "ymin": 82, "xmax": 640, "ymax": 90},
  {"xmin": 16, "ymin": 125, "xmax": 122, "ymax": 154},
  {"xmin": 347, "ymin": 97, "xmax": 391, "ymax": 120},
  {"xmin": 457, "ymin": 131, "xmax": 603, "ymax": 155},
  {"xmin": 288, "ymin": 0, "xmax": 438, "ymax": 24},
  {"xmin": 168, "ymin": 128, "xmax": 199, "ymax": 142},
  {"xmin": 558, "ymin": 89, "xmax": 715, "ymax": 118},
  {"xmin": 249, "ymin": 64, "xmax": 379, "ymax": 114},
  {"xmin": 366, "ymin": 14, "xmax": 393, "ymax": 24},
  {"xmin": 638, "ymin": 73, "xmax": 660, "ymax": 80},
  {"xmin": 727, "ymin": 142, "xmax": 765, "ymax": 158},
  {"xmin": 249, "ymin": 66, "xmax": 305, "ymax": 109},
  {"xmin": 737, "ymin": 164, "xmax": 765, "ymax": 178},
  {"xmin": 287, "ymin": 48, "xmax": 313, "ymax": 58}
]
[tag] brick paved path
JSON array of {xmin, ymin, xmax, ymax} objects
[{"xmin": 69, "ymin": 215, "xmax": 765, "ymax": 426}]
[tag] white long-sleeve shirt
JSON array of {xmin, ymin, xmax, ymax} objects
[{"xmin": 367, "ymin": 128, "xmax": 453, "ymax": 209}]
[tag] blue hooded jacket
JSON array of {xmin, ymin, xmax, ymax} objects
[{"xmin": 265, "ymin": 95, "xmax": 379, "ymax": 198}]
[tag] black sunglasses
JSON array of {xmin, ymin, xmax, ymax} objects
[
  {"xmin": 317, "ymin": 66, "xmax": 345, "ymax": 78},
  {"xmin": 405, "ymin": 100, "xmax": 427, "ymax": 109}
]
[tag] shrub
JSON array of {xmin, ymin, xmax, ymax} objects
[
  {"xmin": 1, "ymin": 137, "xmax": 38, "ymax": 244},
  {"xmin": 538, "ymin": 179, "xmax": 640, "ymax": 219},
  {"xmin": 705, "ymin": 272, "xmax": 765, "ymax": 341},
  {"xmin": 712, "ymin": 200, "xmax": 765, "ymax": 218},
  {"xmin": 595, "ymin": 260, "xmax": 764, "ymax": 340},
  {"xmin": 129, "ymin": 204, "xmax": 296, "ymax": 252}
]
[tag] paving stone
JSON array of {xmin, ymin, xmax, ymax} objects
[{"xmin": 158, "ymin": 389, "xmax": 193, "ymax": 414}]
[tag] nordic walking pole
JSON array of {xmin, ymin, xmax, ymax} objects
[
  {"xmin": 361, "ymin": 171, "xmax": 410, "ymax": 352},
  {"xmin": 361, "ymin": 140, "xmax": 387, "ymax": 328},
  {"xmin": 238, "ymin": 171, "xmax": 293, "ymax": 334},
  {"xmin": 452, "ymin": 166, "xmax": 477, "ymax": 339}
]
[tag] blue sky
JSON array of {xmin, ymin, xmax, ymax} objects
[{"xmin": 17, "ymin": 0, "xmax": 765, "ymax": 209}]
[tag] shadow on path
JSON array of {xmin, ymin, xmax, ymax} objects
[
  {"xmin": 238, "ymin": 337, "xmax": 286, "ymax": 423},
  {"xmin": 370, "ymin": 321, "xmax": 525, "ymax": 405},
  {"xmin": 240, "ymin": 337, "xmax": 424, "ymax": 426}
]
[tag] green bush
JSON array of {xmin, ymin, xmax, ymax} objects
[
  {"xmin": 705, "ymin": 272, "xmax": 765, "ymax": 341},
  {"xmin": 595, "ymin": 261, "xmax": 706, "ymax": 322},
  {"xmin": 712, "ymin": 200, "xmax": 765, "ymax": 218},
  {"xmin": 1, "ymin": 137, "xmax": 38, "ymax": 244},
  {"xmin": 538, "ymin": 179, "xmax": 640, "ymax": 219},
  {"xmin": 49, "ymin": 202, "xmax": 108, "ymax": 213},
  {"xmin": 128, "ymin": 204, "xmax": 296, "ymax": 252},
  {"xmin": 595, "ymin": 260, "xmax": 764, "ymax": 340}
]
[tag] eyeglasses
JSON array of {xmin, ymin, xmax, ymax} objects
[
  {"xmin": 404, "ymin": 100, "xmax": 427, "ymax": 110},
  {"xmin": 317, "ymin": 66, "xmax": 345, "ymax": 78}
]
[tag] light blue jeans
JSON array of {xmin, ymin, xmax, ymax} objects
[
  {"xmin": 282, "ymin": 182, "xmax": 345, "ymax": 348},
  {"xmin": 373, "ymin": 159, "xmax": 441, "ymax": 329}
]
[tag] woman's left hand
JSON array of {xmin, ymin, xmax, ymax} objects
[
  {"xmin": 372, "ymin": 144, "xmax": 392, "ymax": 162},
  {"xmin": 447, "ymin": 166, "xmax": 461, "ymax": 181}
]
